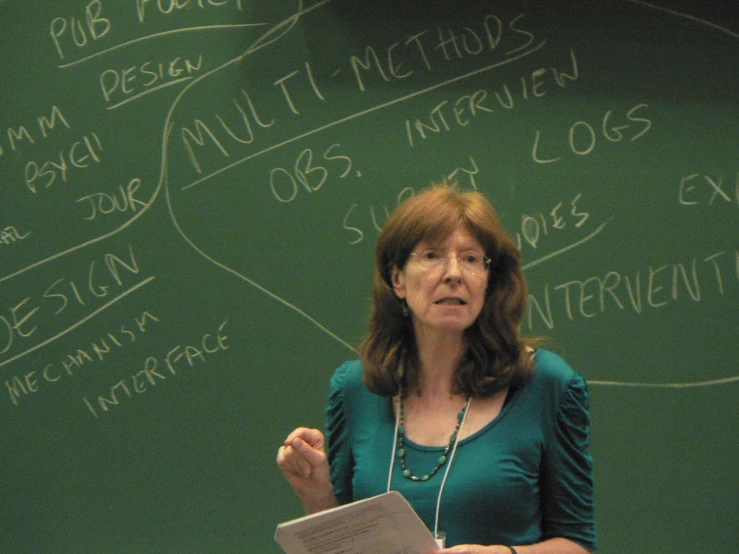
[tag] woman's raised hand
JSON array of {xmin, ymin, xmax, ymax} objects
[{"xmin": 277, "ymin": 427, "xmax": 338, "ymax": 514}]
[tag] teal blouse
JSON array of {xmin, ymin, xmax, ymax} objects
[{"xmin": 326, "ymin": 350, "xmax": 597, "ymax": 551}]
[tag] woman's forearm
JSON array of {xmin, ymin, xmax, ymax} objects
[
  {"xmin": 300, "ymin": 485, "xmax": 339, "ymax": 515},
  {"xmin": 511, "ymin": 537, "xmax": 591, "ymax": 554}
]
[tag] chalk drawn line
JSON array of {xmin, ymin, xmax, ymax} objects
[
  {"xmin": 107, "ymin": 77, "xmax": 194, "ymax": 109},
  {"xmin": 160, "ymin": 0, "xmax": 739, "ymax": 388},
  {"xmin": 3, "ymin": 1, "xmax": 736, "ymax": 389},
  {"xmin": 589, "ymin": 375, "xmax": 739, "ymax": 387},
  {"xmin": 160, "ymin": 1, "xmax": 356, "ymax": 353},
  {"xmin": 58, "ymin": 23, "xmax": 269, "ymax": 69},
  {"xmin": 0, "ymin": 196, "xmax": 161, "ymax": 285},
  {"xmin": 0, "ymin": 2, "xmax": 328, "ymax": 373},
  {"xmin": 0, "ymin": 277, "xmax": 155, "ymax": 370},
  {"xmin": 0, "ymin": 2, "xmax": 330, "ymax": 286},
  {"xmin": 623, "ymin": 0, "xmax": 739, "ymax": 39},
  {"xmin": 522, "ymin": 221, "xmax": 610, "ymax": 271},
  {"xmin": 181, "ymin": 39, "xmax": 548, "ymax": 191}
]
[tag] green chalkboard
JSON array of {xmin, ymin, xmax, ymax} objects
[{"xmin": 1, "ymin": 1, "xmax": 737, "ymax": 552}]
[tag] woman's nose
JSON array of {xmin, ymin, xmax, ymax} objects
[{"xmin": 441, "ymin": 255, "xmax": 463, "ymax": 281}]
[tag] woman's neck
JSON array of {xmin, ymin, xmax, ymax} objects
[{"xmin": 413, "ymin": 329, "xmax": 466, "ymax": 398}]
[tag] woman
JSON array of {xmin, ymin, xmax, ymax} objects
[{"xmin": 277, "ymin": 185, "xmax": 596, "ymax": 553}]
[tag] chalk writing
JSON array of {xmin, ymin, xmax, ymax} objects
[
  {"xmin": 350, "ymin": 13, "xmax": 536, "ymax": 92},
  {"xmin": 514, "ymin": 193, "xmax": 591, "ymax": 252},
  {"xmin": 0, "ymin": 106, "xmax": 71, "ymax": 158},
  {"xmin": 532, "ymin": 103, "xmax": 652, "ymax": 163},
  {"xmin": 4, "ymin": 311, "xmax": 159, "ymax": 407},
  {"xmin": 437, "ymin": 156, "xmax": 480, "ymax": 191},
  {"xmin": 679, "ymin": 171, "xmax": 739, "ymax": 208},
  {"xmin": 180, "ymin": 16, "xmax": 547, "ymax": 189},
  {"xmin": 100, "ymin": 55, "xmax": 204, "ymax": 109},
  {"xmin": 1, "ymin": 4, "xmax": 736, "ymax": 553},
  {"xmin": 269, "ymin": 144, "xmax": 353, "ymax": 203},
  {"xmin": 24, "ymin": 132, "xmax": 103, "ymax": 194},
  {"xmin": 0, "ymin": 244, "xmax": 153, "ymax": 365},
  {"xmin": 527, "ymin": 248, "xmax": 738, "ymax": 329},
  {"xmin": 342, "ymin": 173, "xmax": 477, "ymax": 245},
  {"xmin": 58, "ymin": 23, "xmax": 267, "ymax": 69},
  {"xmin": 405, "ymin": 49, "xmax": 579, "ymax": 147},
  {"xmin": 0, "ymin": 226, "xmax": 31, "ymax": 247},
  {"xmin": 76, "ymin": 178, "xmax": 148, "ymax": 220},
  {"xmin": 50, "ymin": 0, "xmax": 111, "ymax": 60},
  {"xmin": 181, "ymin": 89, "xmax": 274, "ymax": 174},
  {"xmin": 82, "ymin": 319, "xmax": 230, "ymax": 418},
  {"xmin": 179, "ymin": 73, "xmax": 326, "ymax": 176},
  {"xmin": 274, "ymin": 62, "xmax": 327, "ymax": 115},
  {"xmin": 135, "ymin": 0, "xmax": 246, "ymax": 23},
  {"xmin": 343, "ymin": 194, "xmax": 408, "ymax": 245}
]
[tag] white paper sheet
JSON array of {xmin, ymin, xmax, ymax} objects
[{"xmin": 274, "ymin": 491, "xmax": 441, "ymax": 554}]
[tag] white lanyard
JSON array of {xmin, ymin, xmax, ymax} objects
[{"xmin": 387, "ymin": 396, "xmax": 472, "ymax": 541}]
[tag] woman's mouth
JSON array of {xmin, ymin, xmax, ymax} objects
[{"xmin": 435, "ymin": 297, "xmax": 467, "ymax": 305}]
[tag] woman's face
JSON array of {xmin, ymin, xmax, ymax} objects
[{"xmin": 392, "ymin": 227, "xmax": 488, "ymax": 339}]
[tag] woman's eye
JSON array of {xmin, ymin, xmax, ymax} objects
[
  {"xmin": 464, "ymin": 254, "xmax": 481, "ymax": 264},
  {"xmin": 423, "ymin": 251, "xmax": 440, "ymax": 260}
]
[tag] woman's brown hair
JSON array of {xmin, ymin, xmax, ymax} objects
[{"xmin": 358, "ymin": 185, "xmax": 535, "ymax": 398}]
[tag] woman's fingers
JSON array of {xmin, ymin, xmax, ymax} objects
[
  {"xmin": 278, "ymin": 444, "xmax": 310, "ymax": 478},
  {"xmin": 278, "ymin": 428, "xmax": 328, "ymax": 480},
  {"xmin": 285, "ymin": 427, "xmax": 325, "ymax": 451}
]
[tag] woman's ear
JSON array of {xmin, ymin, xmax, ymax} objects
[{"xmin": 391, "ymin": 266, "xmax": 406, "ymax": 299}]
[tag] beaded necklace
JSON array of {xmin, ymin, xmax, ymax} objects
[{"xmin": 396, "ymin": 394, "xmax": 471, "ymax": 482}]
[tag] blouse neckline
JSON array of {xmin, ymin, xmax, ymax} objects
[{"xmin": 396, "ymin": 367, "xmax": 527, "ymax": 451}]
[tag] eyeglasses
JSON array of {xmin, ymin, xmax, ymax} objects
[{"xmin": 409, "ymin": 250, "xmax": 491, "ymax": 274}]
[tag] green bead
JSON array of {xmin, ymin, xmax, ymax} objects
[{"xmin": 396, "ymin": 393, "xmax": 470, "ymax": 482}]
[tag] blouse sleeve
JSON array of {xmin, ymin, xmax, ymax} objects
[
  {"xmin": 325, "ymin": 362, "xmax": 354, "ymax": 505},
  {"xmin": 541, "ymin": 372, "xmax": 597, "ymax": 552}
]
